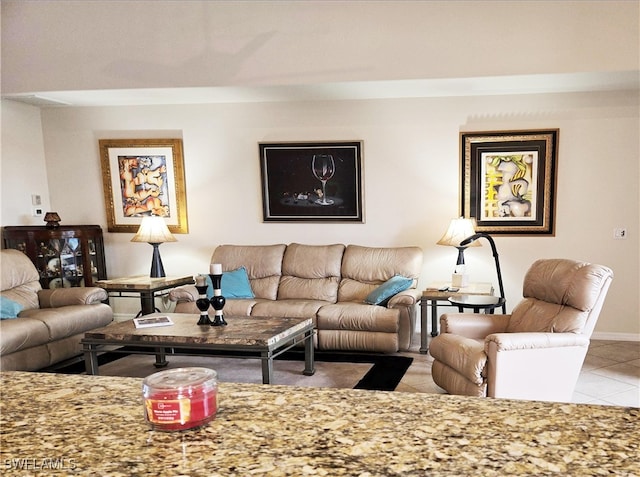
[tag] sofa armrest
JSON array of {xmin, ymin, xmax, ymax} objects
[
  {"xmin": 168, "ymin": 285, "xmax": 199, "ymax": 303},
  {"xmin": 485, "ymin": 332, "xmax": 590, "ymax": 353},
  {"xmin": 485, "ymin": 332, "xmax": 590, "ymax": 401},
  {"xmin": 38, "ymin": 287, "xmax": 108, "ymax": 308},
  {"xmin": 429, "ymin": 333, "xmax": 486, "ymax": 385},
  {"xmin": 440, "ymin": 313, "xmax": 510, "ymax": 339},
  {"xmin": 386, "ymin": 288, "xmax": 420, "ymax": 308}
]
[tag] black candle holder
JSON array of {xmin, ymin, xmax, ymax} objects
[
  {"xmin": 208, "ymin": 274, "xmax": 227, "ymax": 326},
  {"xmin": 195, "ymin": 284, "xmax": 212, "ymax": 326}
]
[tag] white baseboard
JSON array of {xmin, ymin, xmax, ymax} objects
[
  {"xmin": 113, "ymin": 313, "xmax": 136, "ymax": 322},
  {"xmin": 592, "ymin": 332, "xmax": 640, "ymax": 342}
]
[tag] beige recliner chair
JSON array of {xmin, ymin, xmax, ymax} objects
[{"xmin": 429, "ymin": 258, "xmax": 613, "ymax": 402}]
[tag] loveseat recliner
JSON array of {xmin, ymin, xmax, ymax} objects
[
  {"xmin": 0, "ymin": 249, "xmax": 113, "ymax": 371},
  {"xmin": 169, "ymin": 243, "xmax": 423, "ymax": 353}
]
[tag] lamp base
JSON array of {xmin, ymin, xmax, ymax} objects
[
  {"xmin": 150, "ymin": 243, "xmax": 166, "ymax": 278},
  {"xmin": 451, "ymin": 273, "xmax": 469, "ymax": 288}
]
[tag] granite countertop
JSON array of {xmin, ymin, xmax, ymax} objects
[{"xmin": 1, "ymin": 371, "xmax": 638, "ymax": 476}]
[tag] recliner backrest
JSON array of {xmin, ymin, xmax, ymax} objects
[
  {"xmin": 211, "ymin": 244, "xmax": 286, "ymax": 300},
  {"xmin": 338, "ymin": 245, "xmax": 423, "ymax": 302},
  {"xmin": 0, "ymin": 249, "xmax": 42, "ymax": 311},
  {"xmin": 506, "ymin": 258, "xmax": 613, "ymax": 335},
  {"xmin": 278, "ymin": 243, "xmax": 345, "ymax": 302}
]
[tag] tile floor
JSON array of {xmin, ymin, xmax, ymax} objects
[{"xmin": 396, "ymin": 339, "xmax": 640, "ymax": 407}]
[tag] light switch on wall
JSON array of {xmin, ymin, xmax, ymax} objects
[
  {"xmin": 31, "ymin": 194, "xmax": 42, "ymax": 206},
  {"xmin": 613, "ymin": 227, "xmax": 627, "ymax": 239}
]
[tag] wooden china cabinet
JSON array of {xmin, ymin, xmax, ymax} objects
[{"xmin": 2, "ymin": 225, "xmax": 107, "ymax": 289}]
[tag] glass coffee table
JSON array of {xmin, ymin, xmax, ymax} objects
[{"xmin": 81, "ymin": 313, "xmax": 315, "ymax": 384}]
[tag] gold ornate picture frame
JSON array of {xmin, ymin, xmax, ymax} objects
[
  {"xmin": 461, "ymin": 129, "xmax": 558, "ymax": 235},
  {"xmin": 99, "ymin": 138, "xmax": 189, "ymax": 233}
]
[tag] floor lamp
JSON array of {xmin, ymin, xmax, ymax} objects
[{"xmin": 460, "ymin": 232, "xmax": 507, "ymax": 314}]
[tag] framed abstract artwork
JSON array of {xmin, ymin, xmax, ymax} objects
[
  {"xmin": 460, "ymin": 129, "xmax": 558, "ymax": 235},
  {"xmin": 99, "ymin": 138, "xmax": 189, "ymax": 233},
  {"xmin": 259, "ymin": 141, "xmax": 364, "ymax": 222}
]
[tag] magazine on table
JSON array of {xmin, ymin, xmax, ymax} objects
[{"xmin": 133, "ymin": 315, "xmax": 174, "ymax": 329}]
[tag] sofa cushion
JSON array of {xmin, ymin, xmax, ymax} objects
[
  {"xmin": 317, "ymin": 302, "xmax": 399, "ymax": 333},
  {"xmin": 205, "ymin": 267, "xmax": 254, "ymax": 299},
  {"xmin": 212, "ymin": 244, "xmax": 286, "ymax": 300},
  {"xmin": 20, "ymin": 304, "xmax": 114, "ymax": 341},
  {"xmin": 0, "ymin": 296, "xmax": 23, "ymax": 319},
  {"xmin": 364, "ymin": 275, "xmax": 413, "ymax": 305},
  {"xmin": 251, "ymin": 299, "xmax": 326, "ymax": 321},
  {"xmin": 339, "ymin": 245, "xmax": 422, "ymax": 302},
  {"xmin": 278, "ymin": 243, "xmax": 344, "ymax": 302},
  {"xmin": 222, "ymin": 267, "xmax": 254, "ymax": 298},
  {"xmin": 0, "ymin": 317, "xmax": 51, "ymax": 355}
]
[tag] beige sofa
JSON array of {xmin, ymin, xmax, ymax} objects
[
  {"xmin": 0, "ymin": 249, "xmax": 113, "ymax": 371},
  {"xmin": 169, "ymin": 243, "xmax": 423, "ymax": 353}
]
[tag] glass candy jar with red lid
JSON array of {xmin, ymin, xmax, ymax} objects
[{"xmin": 143, "ymin": 367, "xmax": 218, "ymax": 431}]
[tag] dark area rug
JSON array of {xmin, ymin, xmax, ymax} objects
[{"xmin": 51, "ymin": 348, "xmax": 413, "ymax": 392}]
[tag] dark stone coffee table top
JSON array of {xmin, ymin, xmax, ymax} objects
[{"xmin": 84, "ymin": 313, "xmax": 313, "ymax": 347}]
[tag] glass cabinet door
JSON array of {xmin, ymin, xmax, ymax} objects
[{"xmin": 3, "ymin": 225, "xmax": 107, "ymax": 289}]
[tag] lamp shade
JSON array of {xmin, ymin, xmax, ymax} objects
[
  {"xmin": 437, "ymin": 218, "xmax": 480, "ymax": 248},
  {"xmin": 43, "ymin": 212, "xmax": 61, "ymax": 228},
  {"xmin": 131, "ymin": 216, "xmax": 177, "ymax": 244}
]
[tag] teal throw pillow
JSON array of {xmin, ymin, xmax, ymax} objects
[
  {"xmin": 0, "ymin": 296, "xmax": 23, "ymax": 319},
  {"xmin": 206, "ymin": 267, "xmax": 254, "ymax": 299},
  {"xmin": 364, "ymin": 275, "xmax": 413, "ymax": 306}
]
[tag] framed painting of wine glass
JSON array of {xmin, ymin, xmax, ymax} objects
[
  {"xmin": 460, "ymin": 129, "xmax": 558, "ymax": 235},
  {"xmin": 259, "ymin": 141, "xmax": 364, "ymax": 222}
]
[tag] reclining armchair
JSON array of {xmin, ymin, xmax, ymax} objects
[{"xmin": 429, "ymin": 258, "xmax": 613, "ymax": 402}]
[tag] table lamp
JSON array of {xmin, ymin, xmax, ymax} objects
[
  {"xmin": 131, "ymin": 216, "xmax": 177, "ymax": 278},
  {"xmin": 460, "ymin": 232, "xmax": 507, "ymax": 314},
  {"xmin": 437, "ymin": 217, "xmax": 480, "ymax": 287},
  {"xmin": 44, "ymin": 212, "xmax": 61, "ymax": 229}
]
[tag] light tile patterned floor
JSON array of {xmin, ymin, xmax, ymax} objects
[{"xmin": 396, "ymin": 339, "xmax": 640, "ymax": 407}]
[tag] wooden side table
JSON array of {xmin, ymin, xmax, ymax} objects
[
  {"xmin": 96, "ymin": 275, "xmax": 194, "ymax": 316},
  {"xmin": 419, "ymin": 282, "xmax": 494, "ymax": 353}
]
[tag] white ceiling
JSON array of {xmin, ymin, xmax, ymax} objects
[{"xmin": 3, "ymin": 71, "xmax": 638, "ymax": 108}]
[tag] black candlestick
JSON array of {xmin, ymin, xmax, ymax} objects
[
  {"xmin": 195, "ymin": 284, "xmax": 212, "ymax": 325},
  {"xmin": 209, "ymin": 274, "xmax": 227, "ymax": 326}
]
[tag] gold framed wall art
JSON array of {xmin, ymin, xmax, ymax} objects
[{"xmin": 99, "ymin": 138, "xmax": 188, "ymax": 233}]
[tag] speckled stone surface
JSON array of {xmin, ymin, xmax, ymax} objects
[
  {"xmin": 83, "ymin": 314, "xmax": 313, "ymax": 347},
  {"xmin": 1, "ymin": 371, "xmax": 638, "ymax": 476}
]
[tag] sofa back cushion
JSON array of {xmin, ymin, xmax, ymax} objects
[
  {"xmin": 278, "ymin": 243, "xmax": 345, "ymax": 302},
  {"xmin": 507, "ymin": 259, "xmax": 614, "ymax": 334},
  {"xmin": 339, "ymin": 245, "xmax": 423, "ymax": 302},
  {"xmin": 211, "ymin": 244, "xmax": 286, "ymax": 300},
  {"xmin": 0, "ymin": 249, "xmax": 41, "ymax": 311}
]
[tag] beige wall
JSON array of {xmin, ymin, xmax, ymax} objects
[
  {"xmin": 0, "ymin": 100, "xmax": 50, "ymax": 224},
  {"xmin": 10, "ymin": 89, "xmax": 632, "ymax": 338}
]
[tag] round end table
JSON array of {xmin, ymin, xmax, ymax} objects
[{"xmin": 448, "ymin": 295, "xmax": 506, "ymax": 314}]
